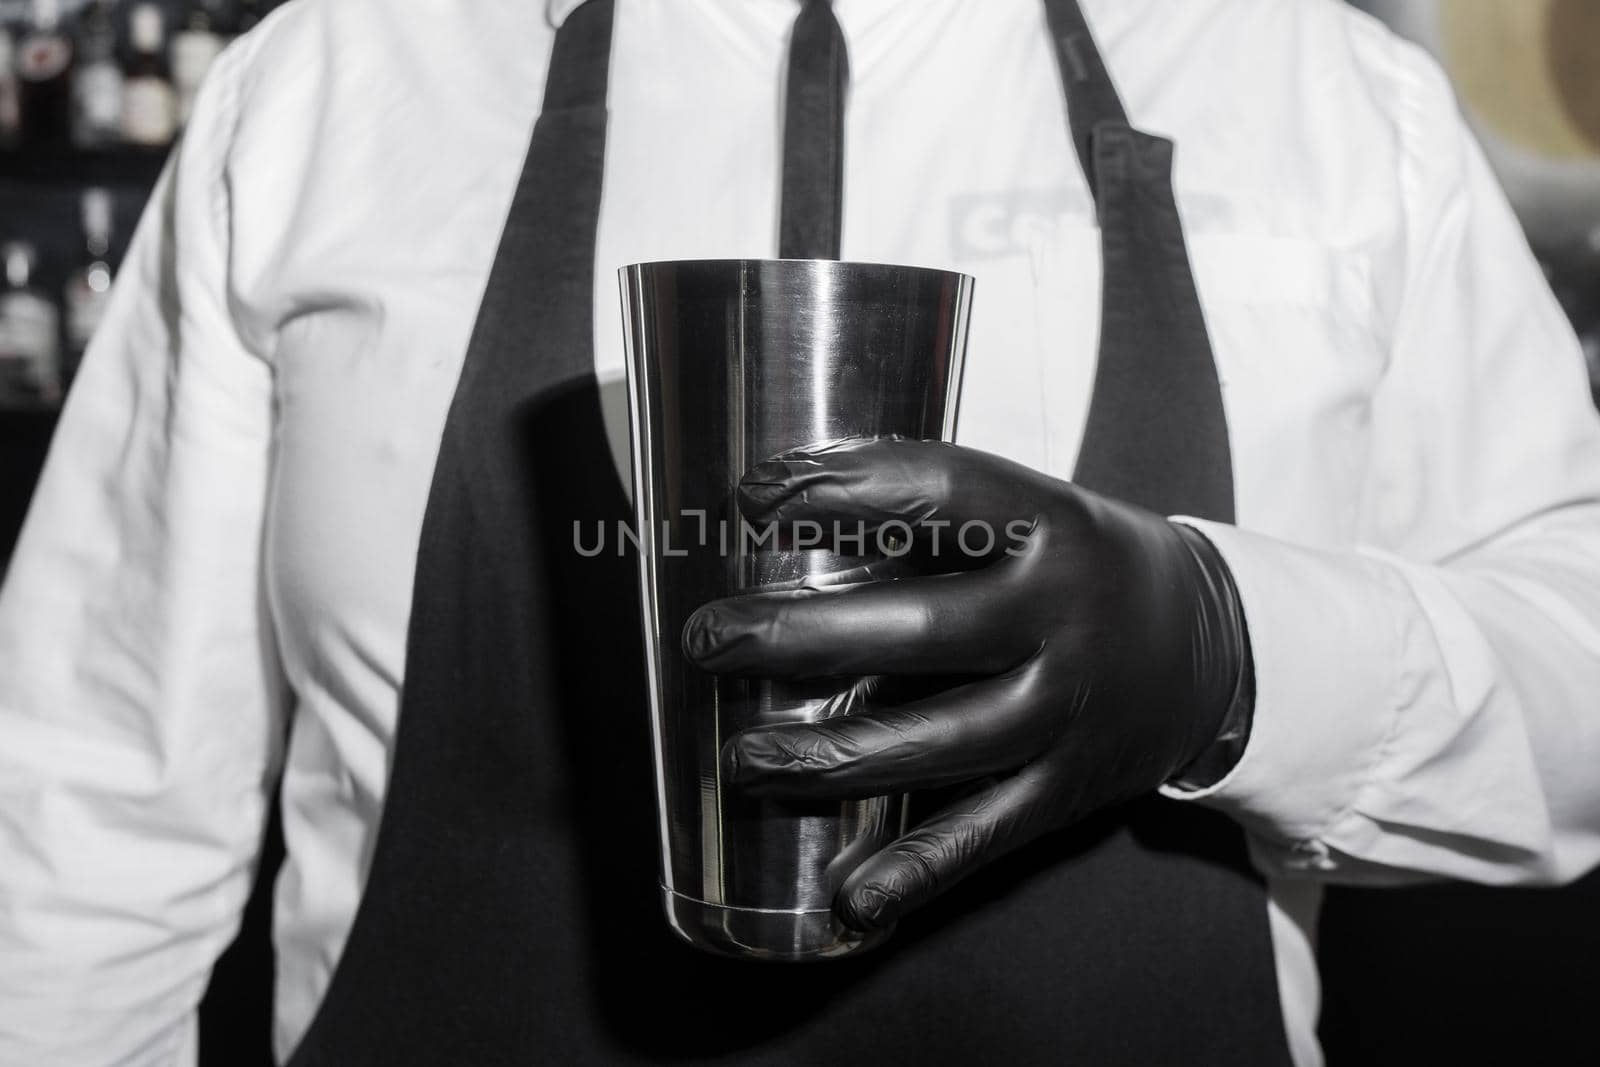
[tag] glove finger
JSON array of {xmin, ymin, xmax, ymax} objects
[
  {"xmin": 723, "ymin": 660, "xmax": 1050, "ymax": 796},
  {"xmin": 683, "ymin": 568, "xmax": 1030, "ymax": 677},
  {"xmin": 738, "ymin": 437, "xmax": 1046, "ymax": 551},
  {"xmin": 834, "ymin": 772, "xmax": 1046, "ymax": 932}
]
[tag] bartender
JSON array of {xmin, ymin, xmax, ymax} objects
[{"xmin": 3, "ymin": 1, "xmax": 1599, "ymax": 1065}]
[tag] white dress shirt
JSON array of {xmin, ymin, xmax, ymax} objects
[{"xmin": 4, "ymin": 0, "xmax": 1600, "ymax": 1064}]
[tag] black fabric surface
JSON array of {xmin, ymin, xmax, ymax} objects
[
  {"xmin": 1043, "ymin": 0, "xmax": 1236, "ymax": 519},
  {"xmin": 282, "ymin": 1, "xmax": 618, "ymax": 1060},
  {"xmin": 279, "ymin": 0, "xmax": 1291, "ymax": 1063}
]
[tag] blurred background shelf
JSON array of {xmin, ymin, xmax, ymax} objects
[{"xmin": 1, "ymin": 1, "xmax": 264, "ymax": 459}]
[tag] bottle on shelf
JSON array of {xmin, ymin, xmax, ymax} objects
[
  {"xmin": 71, "ymin": 0, "xmax": 123, "ymax": 149},
  {"xmin": 172, "ymin": 0, "xmax": 226, "ymax": 125},
  {"xmin": 16, "ymin": 0, "xmax": 74, "ymax": 148},
  {"xmin": 0, "ymin": 30, "xmax": 22, "ymax": 148},
  {"xmin": 0, "ymin": 242, "xmax": 63, "ymax": 410},
  {"xmin": 122, "ymin": 3, "xmax": 178, "ymax": 147},
  {"xmin": 63, "ymin": 188, "xmax": 116, "ymax": 380}
]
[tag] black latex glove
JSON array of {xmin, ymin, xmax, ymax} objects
[{"xmin": 682, "ymin": 437, "xmax": 1253, "ymax": 933}]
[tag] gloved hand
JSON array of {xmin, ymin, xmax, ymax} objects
[{"xmin": 682, "ymin": 437, "xmax": 1253, "ymax": 933}]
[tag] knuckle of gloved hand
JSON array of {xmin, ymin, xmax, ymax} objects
[
  {"xmin": 991, "ymin": 664, "xmax": 1060, "ymax": 751},
  {"xmin": 1035, "ymin": 490, "xmax": 1109, "ymax": 552}
]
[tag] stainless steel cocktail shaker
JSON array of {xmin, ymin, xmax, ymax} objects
[{"xmin": 620, "ymin": 259, "xmax": 972, "ymax": 961}]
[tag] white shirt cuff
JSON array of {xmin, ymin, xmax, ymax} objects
[{"xmin": 1158, "ymin": 518, "xmax": 1413, "ymax": 874}]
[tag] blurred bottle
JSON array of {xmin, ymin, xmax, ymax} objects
[
  {"xmin": 122, "ymin": 3, "xmax": 177, "ymax": 147},
  {"xmin": 63, "ymin": 188, "xmax": 116, "ymax": 381},
  {"xmin": 0, "ymin": 242, "xmax": 63, "ymax": 409},
  {"xmin": 16, "ymin": 0, "xmax": 73, "ymax": 148},
  {"xmin": 71, "ymin": 0, "xmax": 123, "ymax": 148},
  {"xmin": 0, "ymin": 30, "xmax": 22, "ymax": 148},
  {"xmin": 172, "ymin": 0, "xmax": 225, "ymax": 125}
]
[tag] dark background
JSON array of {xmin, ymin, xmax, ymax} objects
[{"xmin": 2, "ymin": 1, "xmax": 1597, "ymax": 1063}]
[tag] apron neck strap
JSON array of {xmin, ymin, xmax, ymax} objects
[{"xmin": 1042, "ymin": 0, "xmax": 1130, "ymax": 203}]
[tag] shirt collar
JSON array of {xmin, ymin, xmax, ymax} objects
[
  {"xmin": 550, "ymin": 0, "xmax": 822, "ymax": 26},
  {"xmin": 550, "ymin": 0, "xmax": 815, "ymax": 27}
]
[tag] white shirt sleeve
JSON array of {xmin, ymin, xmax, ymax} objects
[
  {"xmin": 0, "ymin": 40, "xmax": 286, "ymax": 1065},
  {"xmin": 1166, "ymin": 40, "xmax": 1600, "ymax": 889}
]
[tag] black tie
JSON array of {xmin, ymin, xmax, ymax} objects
[{"xmin": 779, "ymin": 0, "xmax": 849, "ymax": 259}]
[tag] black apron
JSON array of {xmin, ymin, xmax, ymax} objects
[{"xmin": 283, "ymin": 1, "xmax": 1291, "ymax": 1063}]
